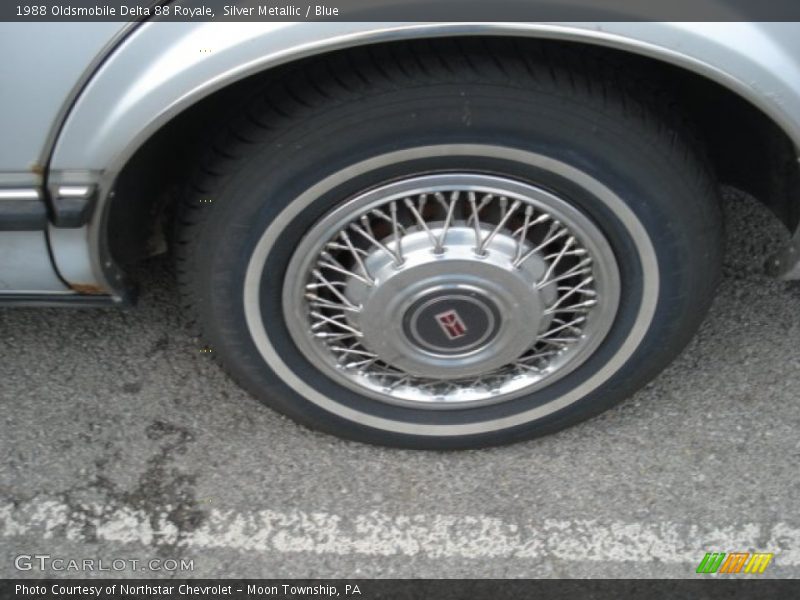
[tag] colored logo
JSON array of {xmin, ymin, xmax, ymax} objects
[
  {"xmin": 696, "ymin": 552, "xmax": 773, "ymax": 574},
  {"xmin": 435, "ymin": 309, "xmax": 468, "ymax": 340}
]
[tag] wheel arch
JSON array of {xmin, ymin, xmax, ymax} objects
[{"xmin": 49, "ymin": 22, "xmax": 800, "ymax": 295}]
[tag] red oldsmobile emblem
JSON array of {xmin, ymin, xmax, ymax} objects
[{"xmin": 435, "ymin": 309, "xmax": 468, "ymax": 340}]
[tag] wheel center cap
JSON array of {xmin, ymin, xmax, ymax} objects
[
  {"xmin": 346, "ymin": 226, "xmax": 553, "ymax": 379},
  {"xmin": 403, "ymin": 291, "xmax": 501, "ymax": 355}
]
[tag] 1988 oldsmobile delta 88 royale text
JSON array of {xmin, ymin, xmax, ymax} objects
[{"xmin": 14, "ymin": 4, "xmax": 337, "ymax": 17}]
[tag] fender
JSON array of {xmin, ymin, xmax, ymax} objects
[{"xmin": 47, "ymin": 21, "xmax": 800, "ymax": 296}]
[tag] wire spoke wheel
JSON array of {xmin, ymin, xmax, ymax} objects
[{"xmin": 284, "ymin": 173, "xmax": 621, "ymax": 408}]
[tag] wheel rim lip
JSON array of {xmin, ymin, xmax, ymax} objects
[
  {"xmin": 281, "ymin": 172, "xmax": 622, "ymax": 409},
  {"xmin": 243, "ymin": 144, "xmax": 659, "ymax": 436}
]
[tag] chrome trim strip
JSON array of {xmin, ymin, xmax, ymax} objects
[
  {"xmin": 57, "ymin": 185, "xmax": 92, "ymax": 198},
  {"xmin": 0, "ymin": 189, "xmax": 40, "ymax": 200}
]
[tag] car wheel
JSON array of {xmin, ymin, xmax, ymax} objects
[{"xmin": 176, "ymin": 42, "xmax": 722, "ymax": 448}]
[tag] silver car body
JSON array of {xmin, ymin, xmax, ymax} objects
[{"xmin": 1, "ymin": 21, "xmax": 800, "ymax": 299}]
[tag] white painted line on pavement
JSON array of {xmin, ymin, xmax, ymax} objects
[{"xmin": 2, "ymin": 500, "xmax": 799, "ymax": 565}]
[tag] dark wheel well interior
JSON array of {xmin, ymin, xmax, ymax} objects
[{"xmin": 107, "ymin": 36, "xmax": 800, "ymax": 268}]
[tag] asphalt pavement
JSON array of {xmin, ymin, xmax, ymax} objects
[{"xmin": 1, "ymin": 188, "xmax": 799, "ymax": 579}]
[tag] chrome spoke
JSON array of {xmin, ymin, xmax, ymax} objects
[
  {"xmin": 405, "ymin": 195, "xmax": 441, "ymax": 252},
  {"xmin": 513, "ymin": 220, "xmax": 568, "ymax": 267},
  {"xmin": 338, "ymin": 231, "xmax": 374, "ymax": 286},
  {"xmin": 350, "ymin": 217, "xmax": 403, "ymax": 266},
  {"xmin": 477, "ymin": 198, "xmax": 521, "ymax": 255}
]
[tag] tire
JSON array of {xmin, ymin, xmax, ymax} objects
[{"xmin": 175, "ymin": 41, "xmax": 722, "ymax": 449}]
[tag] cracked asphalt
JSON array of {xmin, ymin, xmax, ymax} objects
[{"xmin": 1, "ymin": 188, "xmax": 799, "ymax": 579}]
